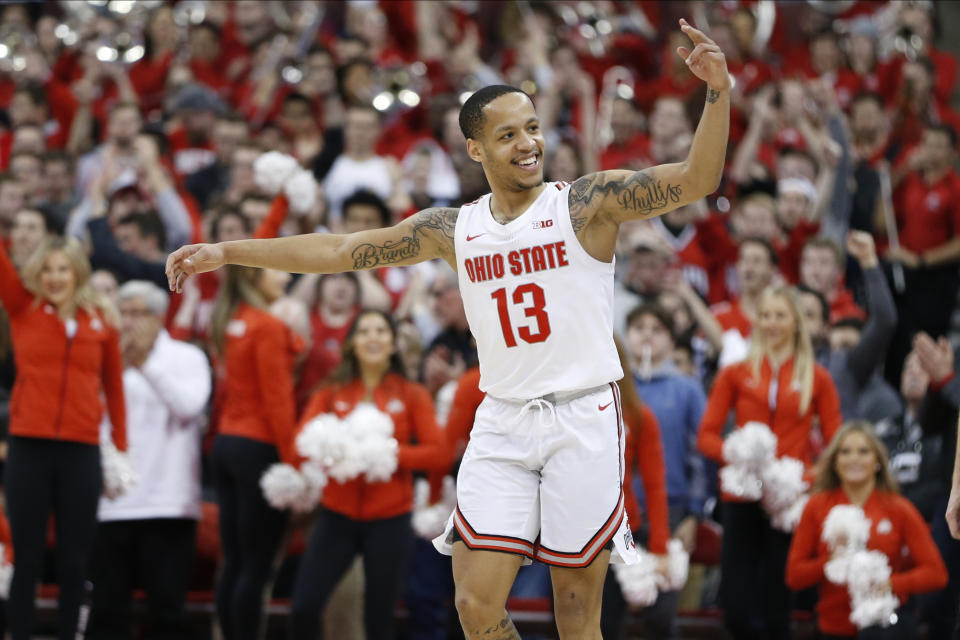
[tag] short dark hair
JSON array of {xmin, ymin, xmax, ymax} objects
[
  {"xmin": 18, "ymin": 204, "xmax": 64, "ymax": 237},
  {"xmin": 14, "ymin": 82, "xmax": 47, "ymax": 108},
  {"xmin": 778, "ymin": 146, "xmax": 819, "ymax": 176},
  {"xmin": 459, "ymin": 85, "xmax": 528, "ymax": 140},
  {"xmin": 926, "ymin": 123, "xmax": 958, "ymax": 148},
  {"xmin": 117, "ymin": 211, "xmax": 166, "ymax": 249},
  {"xmin": 283, "ymin": 92, "xmax": 312, "ymax": 110},
  {"xmin": 343, "ymin": 189, "xmax": 391, "ymax": 227},
  {"xmin": 739, "ymin": 236, "xmax": 779, "ymax": 266},
  {"xmin": 796, "ymin": 283, "xmax": 829, "ymax": 325},
  {"xmin": 625, "ymin": 303, "xmax": 676, "ymax": 343},
  {"xmin": 209, "ymin": 209, "xmax": 251, "ymax": 242}
]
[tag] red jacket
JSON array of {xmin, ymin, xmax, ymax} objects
[
  {"xmin": 0, "ymin": 245, "xmax": 126, "ymax": 449},
  {"xmin": 786, "ymin": 488, "xmax": 947, "ymax": 636},
  {"xmin": 218, "ymin": 303, "xmax": 301, "ymax": 464},
  {"xmin": 299, "ymin": 373, "xmax": 447, "ymax": 520},
  {"xmin": 698, "ymin": 357, "xmax": 841, "ymax": 502},
  {"xmin": 622, "ymin": 403, "xmax": 670, "ymax": 554}
]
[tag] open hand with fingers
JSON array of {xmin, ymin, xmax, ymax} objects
[
  {"xmin": 676, "ymin": 18, "xmax": 730, "ymax": 92},
  {"xmin": 165, "ymin": 243, "xmax": 225, "ymax": 292}
]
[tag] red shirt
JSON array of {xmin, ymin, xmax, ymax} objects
[
  {"xmin": 0, "ymin": 244, "xmax": 126, "ymax": 450},
  {"xmin": 299, "ymin": 373, "xmax": 447, "ymax": 520},
  {"xmin": 296, "ymin": 311, "xmax": 354, "ymax": 409},
  {"xmin": 786, "ymin": 488, "xmax": 947, "ymax": 636},
  {"xmin": 698, "ymin": 357, "xmax": 842, "ymax": 502},
  {"xmin": 599, "ymin": 133, "xmax": 651, "ymax": 172},
  {"xmin": 829, "ymin": 288, "xmax": 866, "ymax": 324},
  {"xmin": 218, "ymin": 304, "xmax": 302, "ymax": 464},
  {"xmin": 893, "ymin": 170, "xmax": 960, "ymax": 253}
]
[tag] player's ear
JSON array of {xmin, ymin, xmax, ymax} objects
[{"xmin": 466, "ymin": 138, "xmax": 484, "ymax": 164}]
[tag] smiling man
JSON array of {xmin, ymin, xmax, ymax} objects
[{"xmin": 166, "ymin": 19, "xmax": 729, "ymax": 640}]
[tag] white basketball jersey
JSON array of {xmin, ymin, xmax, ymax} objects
[{"xmin": 454, "ymin": 181, "xmax": 623, "ymax": 400}]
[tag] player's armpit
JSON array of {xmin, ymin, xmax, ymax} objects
[
  {"xmin": 568, "ymin": 165, "xmax": 707, "ymax": 226},
  {"xmin": 346, "ymin": 206, "xmax": 459, "ymax": 270}
]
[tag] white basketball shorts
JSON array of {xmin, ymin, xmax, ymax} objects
[{"xmin": 433, "ymin": 382, "xmax": 639, "ymax": 567}]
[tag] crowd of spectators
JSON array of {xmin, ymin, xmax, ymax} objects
[{"xmin": 1, "ymin": 1, "xmax": 960, "ymax": 638}]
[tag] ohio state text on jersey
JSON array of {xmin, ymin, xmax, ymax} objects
[{"xmin": 454, "ymin": 181, "xmax": 623, "ymax": 399}]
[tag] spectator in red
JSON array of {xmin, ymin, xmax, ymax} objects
[
  {"xmin": 290, "ymin": 309, "xmax": 447, "ymax": 640},
  {"xmin": 8, "ymin": 206, "xmax": 61, "ymax": 269},
  {"xmin": 896, "ymin": 4, "xmax": 958, "ymax": 107},
  {"xmin": 886, "ymin": 123, "xmax": 960, "ymax": 383},
  {"xmin": 598, "ymin": 97, "xmax": 650, "ymax": 171},
  {"xmin": 698, "ymin": 286, "xmax": 841, "ymax": 640},
  {"xmin": 711, "ymin": 236, "xmax": 779, "ymax": 341},
  {"xmin": 888, "ymin": 58, "xmax": 960, "ymax": 159},
  {"xmin": 799, "ymin": 237, "xmax": 864, "ymax": 324},
  {"xmin": 786, "ymin": 422, "xmax": 947, "ymax": 638},
  {"xmin": 0, "ymin": 235, "xmax": 127, "ymax": 640},
  {"xmin": 208, "ymin": 264, "xmax": 302, "ymax": 640}
]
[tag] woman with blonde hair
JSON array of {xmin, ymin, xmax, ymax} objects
[
  {"xmin": 787, "ymin": 422, "xmax": 947, "ymax": 638},
  {"xmin": 209, "ymin": 264, "xmax": 303, "ymax": 640},
  {"xmin": 698, "ymin": 285, "xmax": 842, "ymax": 639},
  {"xmin": 0, "ymin": 235, "xmax": 127, "ymax": 640}
]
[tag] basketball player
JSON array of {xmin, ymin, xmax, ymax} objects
[{"xmin": 167, "ymin": 19, "xmax": 729, "ymax": 640}]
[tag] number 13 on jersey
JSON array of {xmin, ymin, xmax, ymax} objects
[{"xmin": 491, "ymin": 283, "xmax": 552, "ymax": 347}]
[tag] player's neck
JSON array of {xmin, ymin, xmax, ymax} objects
[{"xmin": 488, "ymin": 182, "xmax": 547, "ymax": 224}]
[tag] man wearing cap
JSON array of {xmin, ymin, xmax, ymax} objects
[{"xmin": 168, "ymin": 84, "xmax": 229, "ymax": 177}]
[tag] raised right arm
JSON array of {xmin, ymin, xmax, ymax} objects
[{"xmin": 166, "ymin": 206, "xmax": 458, "ymax": 292}]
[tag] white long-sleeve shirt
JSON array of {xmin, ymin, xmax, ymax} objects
[{"xmin": 98, "ymin": 330, "xmax": 211, "ymax": 521}]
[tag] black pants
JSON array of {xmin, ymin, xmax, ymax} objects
[
  {"xmin": 720, "ymin": 501, "xmax": 793, "ymax": 640},
  {"xmin": 289, "ymin": 507, "xmax": 413, "ymax": 640},
  {"xmin": 213, "ymin": 435, "xmax": 289, "ymax": 640},
  {"xmin": 601, "ymin": 503, "xmax": 689, "ymax": 639},
  {"xmin": 4, "ymin": 436, "xmax": 101, "ymax": 640},
  {"xmin": 819, "ymin": 606, "xmax": 917, "ymax": 639},
  {"xmin": 86, "ymin": 518, "xmax": 197, "ymax": 639}
]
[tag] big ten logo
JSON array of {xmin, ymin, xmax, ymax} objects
[{"xmin": 531, "ymin": 219, "xmax": 554, "ymax": 230}]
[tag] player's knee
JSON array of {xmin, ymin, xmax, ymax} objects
[
  {"xmin": 553, "ymin": 588, "xmax": 601, "ymax": 632},
  {"xmin": 454, "ymin": 586, "xmax": 505, "ymax": 624}
]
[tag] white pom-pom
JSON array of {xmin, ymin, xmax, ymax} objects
[
  {"xmin": 101, "ymin": 440, "xmax": 138, "ymax": 500},
  {"xmin": 260, "ymin": 463, "xmax": 321, "ymax": 513},
  {"xmin": 720, "ymin": 464, "xmax": 763, "ymax": 501},
  {"xmin": 348, "ymin": 404, "xmax": 396, "ymax": 439},
  {"xmin": 254, "ymin": 151, "xmax": 300, "ymax": 195},
  {"xmin": 723, "ymin": 422, "xmax": 778, "ymax": 466},
  {"xmin": 825, "ymin": 554, "xmax": 855, "ymax": 585},
  {"xmin": 362, "ymin": 437, "xmax": 399, "ymax": 482},
  {"xmin": 760, "ymin": 457, "xmax": 808, "ymax": 532},
  {"xmin": 822, "ymin": 505, "xmax": 872, "ymax": 552},
  {"xmin": 770, "ymin": 493, "xmax": 809, "ymax": 533},
  {"xmin": 656, "ymin": 539, "xmax": 689, "ymax": 592},
  {"xmin": 849, "ymin": 590, "xmax": 899, "ymax": 629},
  {"xmin": 412, "ymin": 477, "xmax": 457, "ymax": 540},
  {"xmin": 301, "ymin": 461, "xmax": 329, "ymax": 493},
  {"xmin": 0, "ymin": 544, "xmax": 12, "ymax": 600},
  {"xmin": 284, "ymin": 169, "xmax": 317, "ymax": 215},
  {"xmin": 847, "ymin": 550, "xmax": 892, "ymax": 595},
  {"xmin": 296, "ymin": 413, "xmax": 348, "ymax": 464},
  {"xmin": 613, "ymin": 550, "xmax": 660, "ymax": 607}
]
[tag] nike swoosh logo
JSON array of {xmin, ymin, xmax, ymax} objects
[
  {"xmin": 466, "ymin": 233, "xmax": 486, "ymax": 242},
  {"xmin": 598, "ymin": 402, "xmax": 613, "ymax": 411}
]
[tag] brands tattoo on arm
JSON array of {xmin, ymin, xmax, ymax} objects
[
  {"xmin": 568, "ymin": 171, "xmax": 683, "ymax": 225},
  {"xmin": 350, "ymin": 207, "xmax": 458, "ymax": 269}
]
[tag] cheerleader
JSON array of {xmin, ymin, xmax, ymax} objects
[
  {"xmin": 290, "ymin": 309, "xmax": 447, "ymax": 640},
  {"xmin": 786, "ymin": 422, "xmax": 947, "ymax": 638},
  {"xmin": 0, "ymin": 236, "xmax": 126, "ymax": 640},
  {"xmin": 698, "ymin": 286, "xmax": 842, "ymax": 639}
]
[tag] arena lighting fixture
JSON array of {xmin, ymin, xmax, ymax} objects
[
  {"xmin": 281, "ymin": 66, "xmax": 304, "ymax": 84},
  {"xmin": 96, "ymin": 45, "xmax": 119, "ymax": 62},
  {"xmin": 397, "ymin": 89, "xmax": 420, "ymax": 107},
  {"xmin": 173, "ymin": 0, "xmax": 208, "ymax": 26},
  {"xmin": 107, "ymin": 0, "xmax": 135, "ymax": 14}
]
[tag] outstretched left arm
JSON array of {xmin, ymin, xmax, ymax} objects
[{"xmin": 569, "ymin": 19, "xmax": 730, "ymax": 227}]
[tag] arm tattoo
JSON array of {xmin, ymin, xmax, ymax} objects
[
  {"xmin": 350, "ymin": 207, "xmax": 458, "ymax": 269},
  {"xmin": 707, "ymin": 88, "xmax": 721, "ymax": 104},
  {"xmin": 568, "ymin": 171, "xmax": 683, "ymax": 225}
]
